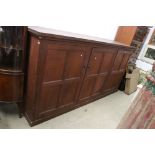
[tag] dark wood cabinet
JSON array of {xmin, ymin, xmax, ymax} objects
[
  {"xmin": 103, "ymin": 50, "xmax": 131, "ymax": 95},
  {"xmin": 0, "ymin": 26, "xmax": 27, "ymax": 117},
  {"xmin": 25, "ymin": 27, "xmax": 134, "ymax": 126},
  {"xmin": 78, "ymin": 46, "xmax": 118, "ymax": 104},
  {"xmin": 0, "ymin": 72, "xmax": 23, "ymax": 102},
  {"xmin": 35, "ymin": 41, "xmax": 91, "ymax": 119}
]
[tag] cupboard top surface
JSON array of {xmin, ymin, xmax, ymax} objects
[{"xmin": 28, "ymin": 26, "xmax": 134, "ymax": 49}]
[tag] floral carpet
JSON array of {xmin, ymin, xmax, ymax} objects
[{"xmin": 118, "ymin": 87, "xmax": 155, "ymax": 129}]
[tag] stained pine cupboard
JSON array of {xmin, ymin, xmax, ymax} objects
[{"xmin": 25, "ymin": 27, "xmax": 134, "ymax": 126}]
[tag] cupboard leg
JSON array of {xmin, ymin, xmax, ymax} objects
[{"xmin": 17, "ymin": 102, "xmax": 23, "ymax": 118}]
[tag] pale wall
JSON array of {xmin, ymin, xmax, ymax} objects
[{"xmin": 44, "ymin": 25, "xmax": 119, "ymax": 40}]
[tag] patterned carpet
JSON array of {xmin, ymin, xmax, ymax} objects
[
  {"xmin": 118, "ymin": 87, "xmax": 155, "ymax": 129},
  {"xmin": 0, "ymin": 91, "xmax": 136, "ymax": 129}
]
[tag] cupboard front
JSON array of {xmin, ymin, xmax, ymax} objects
[{"xmin": 25, "ymin": 36, "xmax": 133, "ymax": 126}]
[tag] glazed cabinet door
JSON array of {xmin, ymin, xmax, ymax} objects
[
  {"xmin": 35, "ymin": 41, "xmax": 90, "ymax": 118},
  {"xmin": 103, "ymin": 49, "xmax": 132, "ymax": 95},
  {"xmin": 78, "ymin": 46, "xmax": 118, "ymax": 104}
]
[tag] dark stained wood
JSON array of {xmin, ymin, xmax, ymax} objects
[
  {"xmin": 78, "ymin": 46, "xmax": 118, "ymax": 104},
  {"xmin": 34, "ymin": 41, "xmax": 91, "ymax": 119},
  {"xmin": 25, "ymin": 36, "xmax": 40, "ymax": 121},
  {"xmin": 103, "ymin": 49, "xmax": 132, "ymax": 95},
  {"xmin": 0, "ymin": 73, "xmax": 23, "ymax": 102},
  {"xmin": 28, "ymin": 27, "xmax": 133, "ymax": 49},
  {"xmin": 0, "ymin": 27, "xmax": 27, "ymax": 117},
  {"xmin": 25, "ymin": 27, "xmax": 134, "ymax": 126}
]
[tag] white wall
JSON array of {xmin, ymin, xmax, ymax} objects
[
  {"xmin": 44, "ymin": 25, "xmax": 118, "ymax": 41},
  {"xmin": 34, "ymin": 1, "xmax": 119, "ymax": 40}
]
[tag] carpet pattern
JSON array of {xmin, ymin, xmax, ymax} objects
[
  {"xmin": 0, "ymin": 91, "xmax": 136, "ymax": 129},
  {"xmin": 118, "ymin": 87, "xmax": 155, "ymax": 129}
]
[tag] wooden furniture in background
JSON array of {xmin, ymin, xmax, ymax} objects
[
  {"xmin": 25, "ymin": 27, "xmax": 134, "ymax": 126},
  {"xmin": 115, "ymin": 26, "xmax": 149, "ymax": 64},
  {"xmin": 115, "ymin": 26, "xmax": 137, "ymax": 45},
  {"xmin": 0, "ymin": 26, "xmax": 27, "ymax": 117}
]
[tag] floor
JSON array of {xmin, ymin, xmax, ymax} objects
[{"xmin": 0, "ymin": 90, "xmax": 138, "ymax": 129}]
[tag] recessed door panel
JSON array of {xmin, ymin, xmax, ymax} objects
[
  {"xmin": 104, "ymin": 72, "xmax": 123, "ymax": 93},
  {"xmin": 87, "ymin": 52, "xmax": 103, "ymax": 76},
  {"xmin": 38, "ymin": 83, "xmax": 61, "ymax": 114},
  {"xmin": 113, "ymin": 52, "xmax": 124, "ymax": 71},
  {"xmin": 64, "ymin": 50, "xmax": 85, "ymax": 79},
  {"xmin": 80, "ymin": 77, "xmax": 95, "ymax": 99},
  {"xmin": 43, "ymin": 50, "xmax": 66, "ymax": 82},
  {"xmin": 100, "ymin": 52, "xmax": 116, "ymax": 73},
  {"xmin": 93, "ymin": 75, "xmax": 107, "ymax": 94},
  {"xmin": 78, "ymin": 47, "xmax": 117, "ymax": 104},
  {"xmin": 36, "ymin": 41, "xmax": 90, "ymax": 118},
  {"xmin": 120, "ymin": 53, "xmax": 131, "ymax": 70},
  {"xmin": 103, "ymin": 50, "xmax": 132, "ymax": 94},
  {"xmin": 58, "ymin": 80, "xmax": 80, "ymax": 107}
]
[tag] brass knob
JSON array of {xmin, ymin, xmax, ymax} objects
[{"xmin": 37, "ymin": 40, "xmax": 40, "ymax": 45}]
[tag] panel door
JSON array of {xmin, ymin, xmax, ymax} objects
[
  {"xmin": 36, "ymin": 41, "xmax": 90, "ymax": 118},
  {"xmin": 78, "ymin": 46, "xmax": 118, "ymax": 104},
  {"xmin": 103, "ymin": 49, "xmax": 132, "ymax": 95}
]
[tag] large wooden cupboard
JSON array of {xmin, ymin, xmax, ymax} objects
[{"xmin": 25, "ymin": 27, "xmax": 135, "ymax": 126}]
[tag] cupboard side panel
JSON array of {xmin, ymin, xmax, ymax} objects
[{"xmin": 25, "ymin": 36, "xmax": 40, "ymax": 122}]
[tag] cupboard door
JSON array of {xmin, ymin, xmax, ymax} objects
[
  {"xmin": 36, "ymin": 41, "xmax": 90, "ymax": 118},
  {"xmin": 78, "ymin": 46, "xmax": 117, "ymax": 104},
  {"xmin": 103, "ymin": 49, "xmax": 132, "ymax": 94},
  {"xmin": 0, "ymin": 73, "xmax": 23, "ymax": 102}
]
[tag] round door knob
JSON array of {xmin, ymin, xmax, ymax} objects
[{"xmin": 37, "ymin": 41, "xmax": 40, "ymax": 45}]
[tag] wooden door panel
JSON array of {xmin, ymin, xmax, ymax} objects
[
  {"xmin": 58, "ymin": 80, "xmax": 80, "ymax": 107},
  {"xmin": 103, "ymin": 75, "xmax": 113, "ymax": 92},
  {"xmin": 93, "ymin": 75, "xmax": 107, "ymax": 94},
  {"xmin": 100, "ymin": 52, "xmax": 116, "ymax": 73},
  {"xmin": 0, "ymin": 74, "xmax": 23, "ymax": 102},
  {"xmin": 87, "ymin": 52, "xmax": 103, "ymax": 76},
  {"xmin": 78, "ymin": 46, "xmax": 118, "ymax": 104},
  {"xmin": 43, "ymin": 49, "xmax": 66, "ymax": 82},
  {"xmin": 120, "ymin": 53, "xmax": 131, "ymax": 70},
  {"xmin": 79, "ymin": 77, "xmax": 95, "ymax": 100},
  {"xmin": 64, "ymin": 51, "xmax": 85, "ymax": 78},
  {"xmin": 103, "ymin": 72, "xmax": 123, "ymax": 93},
  {"xmin": 110, "ymin": 72, "xmax": 123, "ymax": 89},
  {"xmin": 113, "ymin": 52, "xmax": 124, "ymax": 71},
  {"xmin": 36, "ymin": 41, "xmax": 90, "ymax": 117},
  {"xmin": 103, "ymin": 49, "xmax": 132, "ymax": 94},
  {"xmin": 38, "ymin": 83, "xmax": 61, "ymax": 114},
  {"xmin": 78, "ymin": 49, "xmax": 103, "ymax": 104}
]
